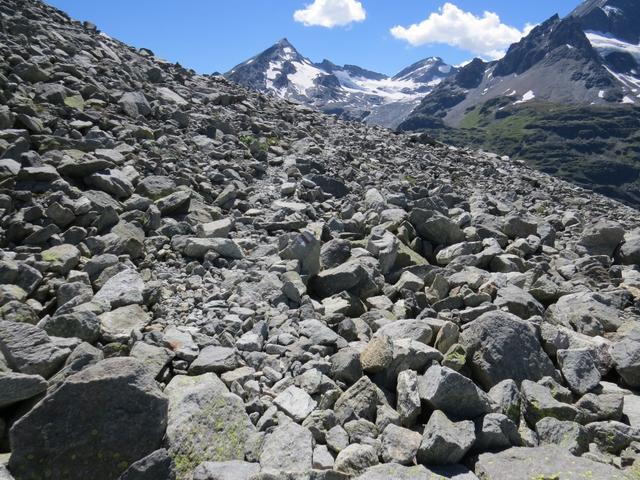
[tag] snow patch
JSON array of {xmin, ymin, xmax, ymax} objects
[
  {"xmin": 622, "ymin": 96, "xmax": 635, "ymax": 104},
  {"xmin": 438, "ymin": 65, "xmax": 452, "ymax": 74},
  {"xmin": 598, "ymin": 90, "xmax": 605, "ymax": 98},
  {"xmin": 288, "ymin": 61, "xmax": 323, "ymax": 94},
  {"xmin": 514, "ymin": 90, "xmax": 535, "ymax": 104},
  {"xmin": 586, "ymin": 31, "xmax": 640, "ymax": 64},
  {"xmin": 602, "ymin": 5, "xmax": 622, "ymax": 16}
]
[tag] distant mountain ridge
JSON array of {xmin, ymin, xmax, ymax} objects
[
  {"xmin": 398, "ymin": 0, "xmax": 640, "ymax": 207},
  {"xmin": 226, "ymin": 39, "xmax": 456, "ymax": 129}
]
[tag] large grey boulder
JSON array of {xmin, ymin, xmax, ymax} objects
[
  {"xmin": 119, "ymin": 91, "xmax": 152, "ymax": 117},
  {"xmin": 334, "ymin": 376, "xmax": 386, "ymax": 423},
  {"xmin": 165, "ymin": 373, "xmax": 254, "ymax": 479},
  {"xmin": 99, "ymin": 304, "xmax": 150, "ymax": 342},
  {"xmin": 418, "ymin": 365, "xmax": 494, "ymax": 419},
  {"xmin": 611, "ymin": 333, "xmax": 640, "ymax": 388},
  {"xmin": 278, "ymin": 231, "xmax": 321, "ymax": 276},
  {"xmin": 417, "ymin": 411, "xmax": 475, "ymax": 465},
  {"xmin": 9, "ymin": 358, "xmax": 168, "ymax": 480},
  {"xmin": 94, "ymin": 269, "xmax": 145, "ymax": 309},
  {"xmin": 577, "ymin": 221, "xmax": 624, "ymax": 257},
  {"xmin": 189, "ymin": 346, "xmax": 241, "ymax": 375},
  {"xmin": 311, "ymin": 261, "xmax": 371, "ymax": 298},
  {"xmin": 259, "ymin": 421, "xmax": 313, "ymax": 473},
  {"xmin": 381, "ymin": 424, "xmax": 422, "ymax": 465},
  {"xmin": 0, "ymin": 321, "xmax": 69, "ymax": 378},
  {"xmin": 334, "ymin": 444, "xmax": 379, "ymax": 476},
  {"xmin": 274, "ymin": 385, "xmax": 318, "ymax": 422},
  {"xmin": 409, "ymin": 209, "xmax": 465, "ymax": 246},
  {"xmin": 460, "ymin": 311, "xmax": 556, "ymax": 389},
  {"xmin": 546, "ymin": 292, "xmax": 623, "ymax": 335},
  {"xmin": 557, "ymin": 348, "xmax": 601, "ymax": 395},
  {"xmin": 617, "ymin": 233, "xmax": 640, "ymax": 265},
  {"xmin": 535, "ymin": 418, "xmax": 588, "ymax": 455},
  {"xmin": 474, "ymin": 445, "xmax": 629, "ymax": 479},
  {"xmin": 520, "ymin": 380, "xmax": 579, "ymax": 426}
]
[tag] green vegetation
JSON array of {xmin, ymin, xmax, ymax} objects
[{"xmin": 418, "ymin": 98, "xmax": 640, "ymax": 206}]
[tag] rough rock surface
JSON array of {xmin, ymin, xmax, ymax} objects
[{"xmin": 1, "ymin": 1, "xmax": 640, "ymax": 479}]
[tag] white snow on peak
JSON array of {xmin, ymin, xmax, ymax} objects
[
  {"xmin": 586, "ymin": 31, "xmax": 640, "ymax": 64},
  {"xmin": 288, "ymin": 61, "xmax": 323, "ymax": 94},
  {"xmin": 438, "ymin": 65, "xmax": 452, "ymax": 74},
  {"xmin": 602, "ymin": 5, "xmax": 622, "ymax": 16},
  {"xmin": 514, "ymin": 90, "xmax": 535, "ymax": 104},
  {"xmin": 622, "ymin": 95, "xmax": 636, "ymax": 104}
]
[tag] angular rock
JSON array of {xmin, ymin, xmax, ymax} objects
[
  {"xmin": 94, "ymin": 269, "xmax": 145, "ymax": 309},
  {"xmin": 99, "ymin": 304, "xmax": 150, "ymax": 343},
  {"xmin": 460, "ymin": 311, "xmax": 556, "ymax": 389},
  {"xmin": 557, "ymin": 348, "xmax": 601, "ymax": 395},
  {"xmin": 418, "ymin": 365, "xmax": 494, "ymax": 419},
  {"xmin": 381, "ymin": 424, "xmax": 422, "ymax": 465},
  {"xmin": 334, "ymin": 444, "xmax": 379, "ymax": 476},
  {"xmin": 535, "ymin": 417, "xmax": 588, "ymax": 455},
  {"xmin": 189, "ymin": 346, "xmax": 241, "ymax": 375},
  {"xmin": 417, "ymin": 411, "xmax": 475, "ymax": 465},
  {"xmin": 520, "ymin": 380, "xmax": 579, "ymax": 426},
  {"xmin": 0, "ymin": 321, "xmax": 68, "ymax": 378},
  {"xmin": 9, "ymin": 358, "xmax": 168, "ymax": 480},
  {"xmin": 0, "ymin": 372, "xmax": 47, "ymax": 408},
  {"xmin": 274, "ymin": 386, "xmax": 318, "ymax": 422},
  {"xmin": 165, "ymin": 373, "xmax": 254, "ymax": 478},
  {"xmin": 259, "ymin": 422, "xmax": 313, "ymax": 473},
  {"xmin": 409, "ymin": 209, "xmax": 465, "ymax": 246}
]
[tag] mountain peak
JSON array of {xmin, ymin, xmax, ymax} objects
[
  {"xmin": 276, "ymin": 38, "xmax": 294, "ymax": 48},
  {"xmin": 571, "ymin": 0, "xmax": 640, "ymax": 44}
]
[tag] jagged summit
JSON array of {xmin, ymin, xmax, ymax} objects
[
  {"xmin": 399, "ymin": 0, "xmax": 640, "ymax": 206},
  {"xmin": 226, "ymin": 38, "xmax": 457, "ymax": 128}
]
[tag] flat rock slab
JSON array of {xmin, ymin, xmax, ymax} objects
[{"xmin": 474, "ymin": 445, "xmax": 632, "ymax": 479}]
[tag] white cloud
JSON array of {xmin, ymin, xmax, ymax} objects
[
  {"xmin": 390, "ymin": 3, "xmax": 535, "ymax": 60},
  {"xmin": 294, "ymin": 0, "xmax": 366, "ymax": 28}
]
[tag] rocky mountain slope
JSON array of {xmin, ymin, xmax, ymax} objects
[
  {"xmin": 2, "ymin": 1, "xmax": 640, "ymax": 480},
  {"xmin": 226, "ymin": 39, "xmax": 455, "ymax": 129},
  {"xmin": 399, "ymin": 0, "xmax": 640, "ymax": 207}
]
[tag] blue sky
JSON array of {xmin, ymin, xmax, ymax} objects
[{"xmin": 45, "ymin": 1, "xmax": 579, "ymax": 76}]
